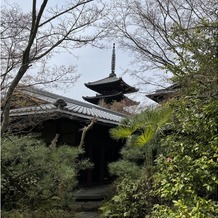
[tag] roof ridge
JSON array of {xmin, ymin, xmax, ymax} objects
[{"xmin": 19, "ymin": 86, "xmax": 127, "ymax": 117}]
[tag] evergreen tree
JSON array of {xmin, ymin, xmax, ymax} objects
[{"xmin": 1, "ymin": 134, "xmax": 91, "ymax": 211}]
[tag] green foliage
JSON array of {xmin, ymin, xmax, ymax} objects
[
  {"xmin": 151, "ymin": 99, "xmax": 218, "ymax": 217},
  {"xmin": 100, "ymin": 176, "xmax": 152, "ymax": 218},
  {"xmin": 149, "ymin": 18, "xmax": 218, "ymax": 216},
  {"xmin": 104, "ymin": 99, "xmax": 218, "ymax": 217},
  {"xmin": 102, "ymin": 98, "xmax": 218, "ymax": 217},
  {"xmin": 1, "ymin": 134, "xmax": 91, "ymax": 211},
  {"xmin": 108, "ymin": 159, "xmax": 143, "ymax": 179},
  {"xmin": 1, "ymin": 209, "xmax": 77, "ymax": 218},
  {"xmin": 108, "ymin": 141, "xmax": 148, "ymax": 179},
  {"xmin": 169, "ymin": 19, "xmax": 218, "ymax": 99},
  {"xmin": 110, "ymin": 106, "xmax": 172, "ymax": 147},
  {"xmin": 100, "ymin": 107, "xmax": 170, "ymax": 218}
]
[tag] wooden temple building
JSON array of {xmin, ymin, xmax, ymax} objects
[
  {"xmin": 83, "ymin": 44, "xmax": 139, "ymax": 106},
  {"xmin": 146, "ymin": 84, "xmax": 180, "ymax": 104},
  {"xmin": 7, "ymin": 86, "xmax": 126, "ymax": 186}
]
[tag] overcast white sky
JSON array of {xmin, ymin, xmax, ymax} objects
[{"xmin": 3, "ymin": 0, "xmax": 168, "ymax": 107}]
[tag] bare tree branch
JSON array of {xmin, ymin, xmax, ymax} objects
[
  {"xmin": 104, "ymin": 0, "xmax": 218, "ymax": 88},
  {"xmin": 78, "ymin": 116, "xmax": 97, "ymax": 148},
  {"xmin": 1, "ymin": 0, "xmax": 105, "ymax": 135}
]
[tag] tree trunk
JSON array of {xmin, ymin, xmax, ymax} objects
[
  {"xmin": 78, "ymin": 116, "xmax": 97, "ymax": 148},
  {"xmin": 1, "ymin": 65, "xmax": 29, "ymax": 135}
]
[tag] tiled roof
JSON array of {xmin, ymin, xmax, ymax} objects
[
  {"xmin": 85, "ymin": 75, "xmax": 121, "ymax": 86},
  {"xmin": 83, "ymin": 92, "xmax": 139, "ymax": 106},
  {"xmin": 9, "ymin": 87, "xmax": 127, "ymax": 125},
  {"xmin": 146, "ymin": 84, "xmax": 180, "ymax": 103},
  {"xmin": 84, "ymin": 75, "xmax": 138, "ymax": 94}
]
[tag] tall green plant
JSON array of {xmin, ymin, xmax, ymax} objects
[
  {"xmin": 100, "ymin": 107, "xmax": 172, "ymax": 218},
  {"xmin": 110, "ymin": 106, "xmax": 172, "ymax": 147}
]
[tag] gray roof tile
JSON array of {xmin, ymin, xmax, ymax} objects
[{"xmin": 10, "ymin": 87, "xmax": 127, "ymax": 125}]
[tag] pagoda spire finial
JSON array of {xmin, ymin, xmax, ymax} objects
[{"xmin": 110, "ymin": 43, "xmax": 116, "ymax": 77}]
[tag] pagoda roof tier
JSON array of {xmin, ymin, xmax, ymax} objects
[
  {"xmin": 83, "ymin": 92, "xmax": 139, "ymax": 106},
  {"xmin": 84, "ymin": 75, "xmax": 138, "ymax": 94}
]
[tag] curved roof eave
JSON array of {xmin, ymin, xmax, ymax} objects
[
  {"xmin": 85, "ymin": 76, "xmax": 138, "ymax": 94},
  {"xmin": 85, "ymin": 76, "xmax": 121, "ymax": 87},
  {"xmin": 83, "ymin": 93, "xmax": 139, "ymax": 106}
]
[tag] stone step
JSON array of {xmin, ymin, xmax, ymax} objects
[
  {"xmin": 74, "ymin": 200, "xmax": 103, "ymax": 212},
  {"xmin": 74, "ymin": 184, "xmax": 110, "ymax": 200},
  {"xmin": 73, "ymin": 184, "xmax": 110, "ymax": 216},
  {"xmin": 76, "ymin": 211, "xmax": 100, "ymax": 218}
]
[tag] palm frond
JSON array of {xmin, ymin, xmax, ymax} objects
[
  {"xmin": 110, "ymin": 106, "xmax": 172, "ymax": 146},
  {"xmin": 133, "ymin": 125, "xmax": 156, "ymax": 147},
  {"xmin": 110, "ymin": 126, "xmax": 135, "ymax": 140}
]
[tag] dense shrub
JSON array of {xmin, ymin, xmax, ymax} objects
[
  {"xmin": 150, "ymin": 99, "xmax": 218, "ymax": 217},
  {"xmin": 100, "ymin": 99, "xmax": 218, "ymax": 217},
  {"xmin": 1, "ymin": 209, "xmax": 77, "ymax": 218},
  {"xmin": 100, "ymin": 176, "xmax": 152, "ymax": 218},
  {"xmin": 1, "ymin": 134, "xmax": 91, "ymax": 211},
  {"xmin": 108, "ymin": 142, "xmax": 147, "ymax": 179}
]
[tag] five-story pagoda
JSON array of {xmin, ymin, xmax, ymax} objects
[{"xmin": 83, "ymin": 44, "xmax": 138, "ymax": 106}]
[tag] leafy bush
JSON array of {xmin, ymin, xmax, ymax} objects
[
  {"xmin": 101, "ymin": 99, "xmax": 218, "ymax": 217},
  {"xmin": 108, "ymin": 142, "xmax": 147, "ymax": 179},
  {"xmin": 1, "ymin": 134, "xmax": 91, "ymax": 211},
  {"xmin": 151, "ymin": 99, "xmax": 218, "ymax": 217},
  {"xmin": 100, "ymin": 176, "xmax": 152, "ymax": 218},
  {"xmin": 1, "ymin": 209, "xmax": 77, "ymax": 218}
]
